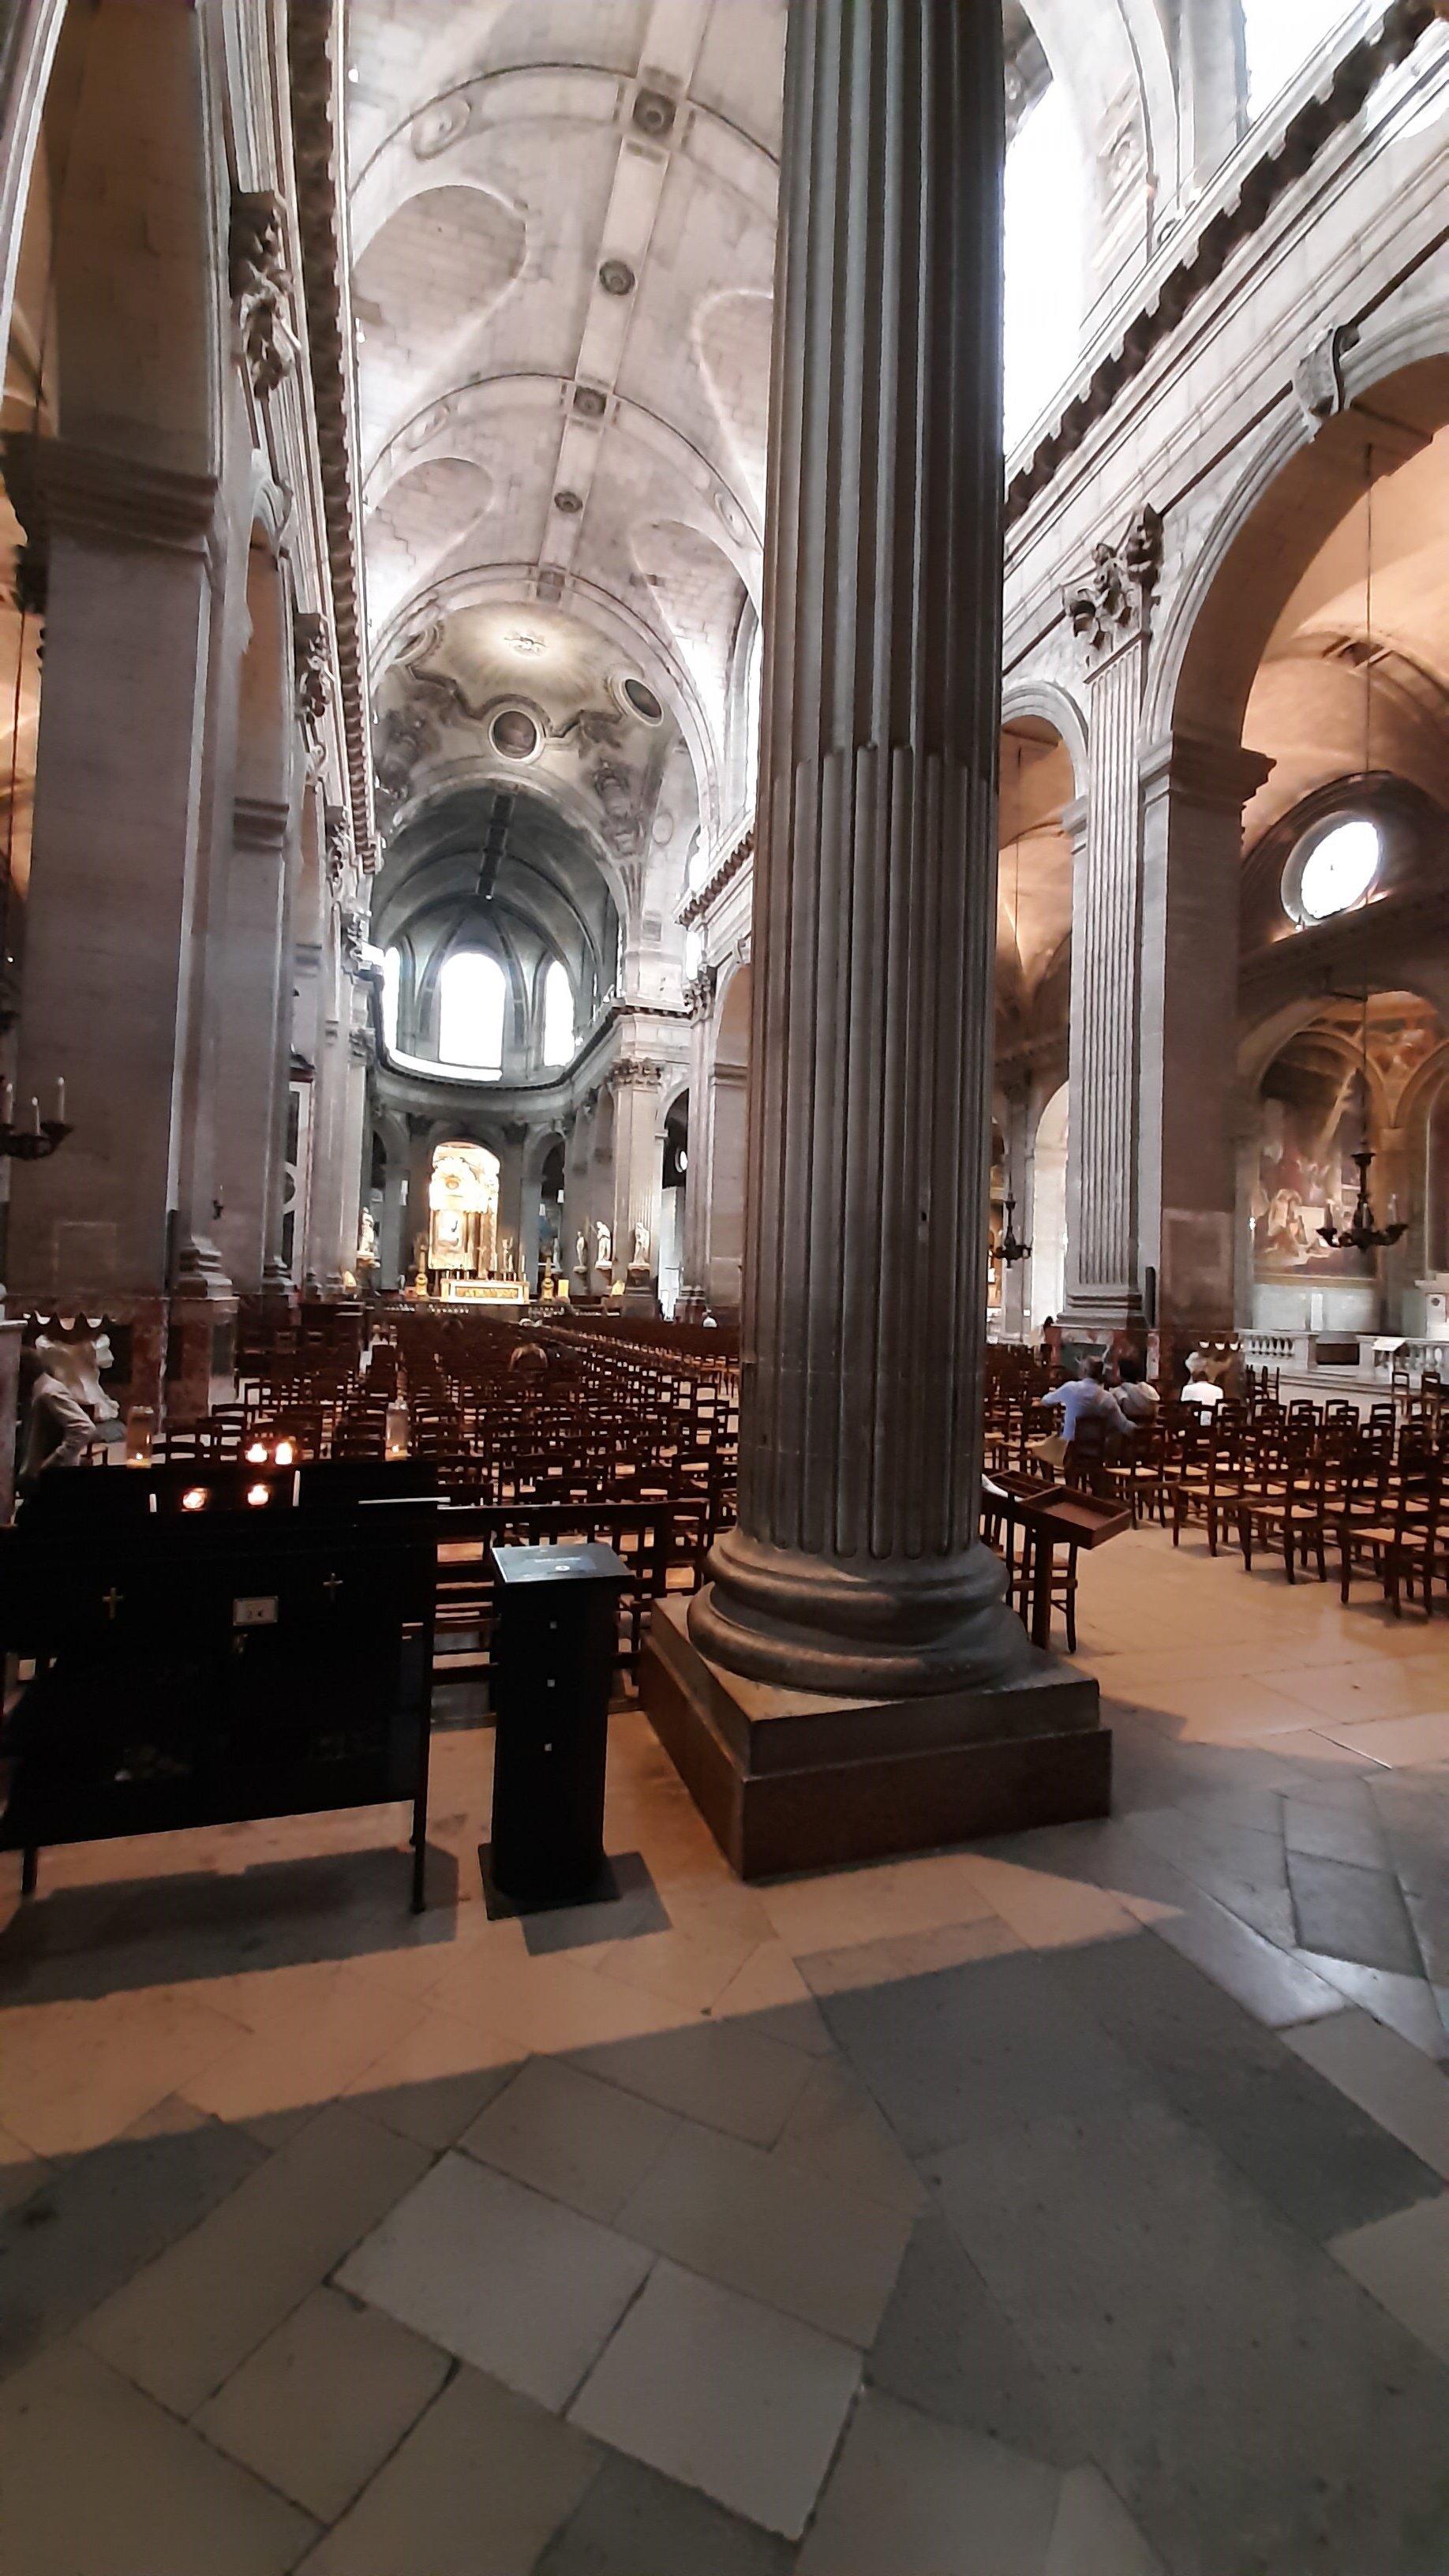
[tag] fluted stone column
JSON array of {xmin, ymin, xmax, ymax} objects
[
  {"xmin": 676, "ymin": 974, "xmax": 715, "ymax": 1317},
  {"xmin": 691, "ymin": 0, "xmax": 1028, "ymax": 1698},
  {"xmin": 611, "ymin": 1058, "xmax": 665, "ymax": 1299}
]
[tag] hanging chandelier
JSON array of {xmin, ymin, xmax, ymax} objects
[
  {"xmin": 1317, "ymin": 451, "xmax": 1402, "ymax": 1258},
  {"xmin": 998, "ymin": 1193, "xmax": 1031, "ymax": 1265}
]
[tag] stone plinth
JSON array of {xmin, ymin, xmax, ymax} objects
[{"xmin": 642, "ymin": 1597, "xmax": 1109, "ymax": 1882}]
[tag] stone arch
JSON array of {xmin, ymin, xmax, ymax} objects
[
  {"xmin": 1151, "ymin": 337, "xmax": 1449, "ymax": 751},
  {"xmin": 1000, "ymin": 679, "xmax": 1089, "ymax": 798}
]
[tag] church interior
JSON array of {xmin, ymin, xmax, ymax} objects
[{"xmin": 4, "ymin": 2, "xmax": 1449, "ymax": 2567}]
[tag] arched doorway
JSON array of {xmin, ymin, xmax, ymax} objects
[
  {"xmin": 707, "ymin": 964, "xmax": 751, "ymax": 1318},
  {"xmin": 1032, "ymin": 1084, "xmax": 1069, "ymax": 1331},
  {"xmin": 660, "ymin": 1091, "xmax": 688, "ymax": 1317}
]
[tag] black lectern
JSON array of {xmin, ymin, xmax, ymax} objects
[{"xmin": 488, "ymin": 1541, "xmax": 628, "ymax": 1904}]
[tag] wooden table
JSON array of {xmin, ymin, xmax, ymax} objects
[{"xmin": 983, "ymin": 1477, "xmax": 1132, "ymax": 1649}]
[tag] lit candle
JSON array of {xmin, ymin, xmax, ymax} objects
[
  {"xmin": 54, "ymin": 1076, "xmax": 65, "ymax": 1124},
  {"xmin": 1388, "ymin": 1194, "xmax": 1398, "ymax": 1223},
  {"xmin": 0, "ymin": 1081, "xmax": 12, "ymax": 1127},
  {"xmin": 28, "ymin": 1096, "xmax": 40, "ymax": 1136}
]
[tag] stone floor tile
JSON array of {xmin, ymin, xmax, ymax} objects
[
  {"xmin": 336, "ymin": 2149, "xmax": 653, "ymax": 2409},
  {"xmin": 1331, "ymin": 2193, "xmax": 1449, "ymax": 2364},
  {"xmin": 616, "ymin": 2117, "xmax": 912, "ymax": 2346},
  {"xmin": 79, "ymin": 2101, "xmax": 430, "ymax": 2413},
  {"xmin": 2, "ymin": 1985, "xmax": 250, "ymax": 2159},
  {"xmin": 534, "ymin": 2451, "xmax": 798, "ymax": 2576},
  {"xmin": 0, "ymin": 2338, "xmax": 316, "ymax": 2574},
  {"xmin": 342, "ymin": 2006, "xmax": 522, "ymax": 2148},
  {"xmin": 709, "ymin": 1939, "xmax": 836, "ymax": 2054},
  {"xmin": 930, "ymin": 2094, "xmax": 1449, "ymax": 2576},
  {"xmin": 0, "ymin": 2094, "xmax": 265, "ymax": 2381},
  {"xmin": 1282, "ymin": 1790, "xmax": 1391, "ymax": 1869},
  {"xmin": 817, "ymin": 1945, "xmax": 1151, "ymax": 2158},
  {"xmin": 1292, "ymin": 1950, "xmax": 1449, "ymax": 2059},
  {"xmin": 756, "ymin": 1852, "xmax": 1001, "ymax": 1958},
  {"xmin": 569, "ymin": 2260, "xmax": 860, "ymax": 2541},
  {"xmin": 1287, "ymin": 1849, "xmax": 1425, "ymax": 1977},
  {"xmin": 795, "ymin": 2389, "xmax": 1060, "ymax": 2576},
  {"xmin": 0, "ymin": 2123, "xmax": 48, "ymax": 2217},
  {"xmin": 954, "ymin": 1850, "xmax": 1142, "ymax": 1952},
  {"xmin": 195, "ymin": 2284, "xmax": 451, "ymax": 2522},
  {"xmin": 428, "ymin": 1938, "xmax": 693, "ymax": 2055},
  {"xmin": 1043, "ymin": 2465, "xmax": 1166, "ymax": 2575},
  {"xmin": 1140, "ymin": 1878, "xmax": 1349, "ymax": 2028},
  {"xmin": 1285, "ymin": 2009, "xmax": 1449, "ymax": 2180},
  {"xmin": 297, "ymin": 2363, "xmax": 598, "ymax": 2576},
  {"xmin": 1265, "ymin": 1658, "xmax": 1443, "ymax": 1726},
  {"xmin": 1049, "ymin": 1929, "xmax": 1441, "ymax": 2242},
  {"xmin": 1324, "ymin": 1709, "xmax": 1449, "ymax": 1768},
  {"xmin": 590, "ymin": 1926, "xmax": 759, "ymax": 2014},
  {"xmin": 564, "ymin": 2013, "xmax": 818, "ymax": 2146},
  {"xmin": 866, "ymin": 2211, "xmax": 1077, "ymax": 2467},
  {"xmin": 771, "ymin": 2055, "xmax": 926, "ymax": 2218},
  {"xmin": 179, "ymin": 1968, "xmax": 424, "ymax": 2135},
  {"xmin": 797, "ymin": 1912, "xmax": 1021, "ymax": 1998},
  {"xmin": 459, "ymin": 2056, "xmax": 680, "ymax": 2222}
]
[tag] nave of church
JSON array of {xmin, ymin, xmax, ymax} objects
[{"xmin": 3, "ymin": 0, "xmax": 1449, "ymax": 2567}]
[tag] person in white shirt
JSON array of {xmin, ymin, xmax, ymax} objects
[
  {"xmin": 17, "ymin": 1346, "xmax": 103, "ymax": 1495},
  {"xmin": 1029, "ymin": 1357, "xmax": 1115, "ymax": 1470},
  {"xmin": 1179, "ymin": 1351, "xmax": 1225, "ymax": 1411}
]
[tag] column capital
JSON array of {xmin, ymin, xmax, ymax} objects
[
  {"xmin": 2, "ymin": 431, "xmax": 219, "ymax": 557},
  {"xmin": 1140, "ymin": 731, "xmax": 1275, "ymax": 813},
  {"xmin": 232, "ymin": 795, "xmax": 291, "ymax": 854}
]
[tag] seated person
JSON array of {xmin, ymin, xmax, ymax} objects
[
  {"xmin": 1029, "ymin": 1356, "xmax": 1114, "ymax": 1470},
  {"xmin": 1179, "ymin": 1350, "xmax": 1226, "ymax": 1410},
  {"xmin": 1108, "ymin": 1354, "xmax": 1159, "ymax": 1458},
  {"xmin": 17, "ymin": 1345, "xmax": 104, "ymax": 1496},
  {"xmin": 507, "ymin": 1335, "xmax": 550, "ymax": 1380}
]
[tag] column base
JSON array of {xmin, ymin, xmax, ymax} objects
[
  {"xmin": 642, "ymin": 1597, "xmax": 1108, "ymax": 1880},
  {"xmin": 689, "ymin": 1524, "xmax": 1035, "ymax": 1699}
]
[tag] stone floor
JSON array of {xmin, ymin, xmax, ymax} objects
[{"xmin": 3, "ymin": 1523, "xmax": 1449, "ymax": 2573}]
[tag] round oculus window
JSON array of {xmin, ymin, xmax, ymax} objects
[
  {"xmin": 1287, "ymin": 817, "xmax": 1381, "ymax": 924},
  {"xmin": 490, "ymin": 707, "xmax": 540, "ymax": 760},
  {"xmin": 621, "ymin": 676, "xmax": 664, "ymax": 724}
]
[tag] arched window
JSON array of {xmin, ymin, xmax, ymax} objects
[
  {"xmin": 382, "ymin": 946, "xmax": 401, "ymax": 1052},
  {"xmin": 1004, "ymin": 82, "xmax": 1085, "ymax": 452},
  {"xmin": 541, "ymin": 958, "xmax": 575, "ymax": 1068},
  {"xmin": 438, "ymin": 950, "xmax": 507, "ymax": 1074},
  {"xmin": 1244, "ymin": 0, "xmax": 1355, "ymax": 113}
]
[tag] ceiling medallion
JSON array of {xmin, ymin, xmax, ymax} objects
[
  {"xmin": 572, "ymin": 384, "xmax": 608, "ymax": 420},
  {"xmin": 598, "ymin": 259, "xmax": 636, "ymax": 297},
  {"xmin": 504, "ymin": 628, "xmax": 545, "ymax": 657},
  {"xmin": 553, "ymin": 489, "xmax": 584, "ymax": 515},
  {"xmin": 632, "ymin": 88, "xmax": 676, "ymax": 139},
  {"xmin": 490, "ymin": 708, "xmax": 541, "ymax": 762}
]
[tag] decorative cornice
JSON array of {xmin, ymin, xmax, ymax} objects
[
  {"xmin": 1063, "ymin": 503, "xmax": 1162, "ymax": 663},
  {"xmin": 683, "ymin": 964, "xmax": 717, "ymax": 1021},
  {"xmin": 294, "ymin": 608, "xmax": 333, "ymax": 736},
  {"xmin": 612, "ymin": 1058, "xmax": 665, "ymax": 1090},
  {"xmin": 287, "ymin": 0, "xmax": 376, "ymax": 868},
  {"xmin": 1005, "ymin": 0, "xmax": 1440, "ymax": 528},
  {"xmin": 680, "ymin": 824, "xmax": 754, "ymax": 927}
]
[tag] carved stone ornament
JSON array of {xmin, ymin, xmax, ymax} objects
[
  {"xmin": 1294, "ymin": 321, "xmax": 1361, "ymax": 432},
  {"xmin": 230, "ymin": 192, "xmax": 299, "ymax": 402},
  {"xmin": 1064, "ymin": 502, "xmax": 1163, "ymax": 659},
  {"xmin": 339, "ymin": 903, "xmax": 369, "ymax": 979},
  {"xmin": 612, "ymin": 1058, "xmax": 665, "ymax": 1090},
  {"xmin": 348, "ymin": 1023, "xmax": 374, "ymax": 1066},
  {"xmin": 684, "ymin": 964, "xmax": 718, "ymax": 1021},
  {"xmin": 324, "ymin": 803, "xmax": 353, "ymax": 900},
  {"xmin": 294, "ymin": 611, "xmax": 333, "ymax": 736}
]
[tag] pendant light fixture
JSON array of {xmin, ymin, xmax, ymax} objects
[
  {"xmin": 1316, "ymin": 447, "xmax": 1402, "ymax": 1256},
  {"xmin": 996, "ymin": 743, "xmax": 1031, "ymax": 1267}
]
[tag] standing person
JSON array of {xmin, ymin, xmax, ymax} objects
[
  {"xmin": 17, "ymin": 1346, "xmax": 103, "ymax": 1496},
  {"xmin": 1029, "ymin": 1356, "xmax": 1114, "ymax": 1471}
]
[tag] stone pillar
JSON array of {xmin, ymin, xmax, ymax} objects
[
  {"xmin": 1138, "ymin": 732, "xmax": 1272, "ymax": 1365},
  {"xmin": 7, "ymin": 450, "xmax": 221, "ymax": 1402},
  {"xmin": 214, "ymin": 796, "xmax": 291, "ymax": 1293},
  {"xmin": 334, "ymin": 1020, "xmax": 369, "ymax": 1289},
  {"xmin": 999, "ymin": 1086, "xmax": 1032, "ymax": 1342},
  {"xmin": 705, "ymin": 1046, "xmax": 748, "ymax": 1321},
  {"xmin": 689, "ymin": 0, "xmax": 1030, "ymax": 1698},
  {"xmin": 611, "ymin": 1058, "xmax": 665, "ymax": 1304},
  {"xmin": 676, "ymin": 972, "xmax": 714, "ymax": 1318},
  {"xmin": 560, "ymin": 1101, "xmax": 593, "ymax": 1297},
  {"xmin": 1059, "ymin": 512, "xmax": 1161, "ymax": 1339}
]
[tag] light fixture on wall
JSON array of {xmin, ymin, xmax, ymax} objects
[
  {"xmin": 995, "ymin": 746, "xmax": 1031, "ymax": 1268},
  {"xmin": 0, "ymin": 1076, "xmax": 69, "ymax": 1159},
  {"xmin": 1317, "ymin": 990, "xmax": 1406, "ymax": 1255}
]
